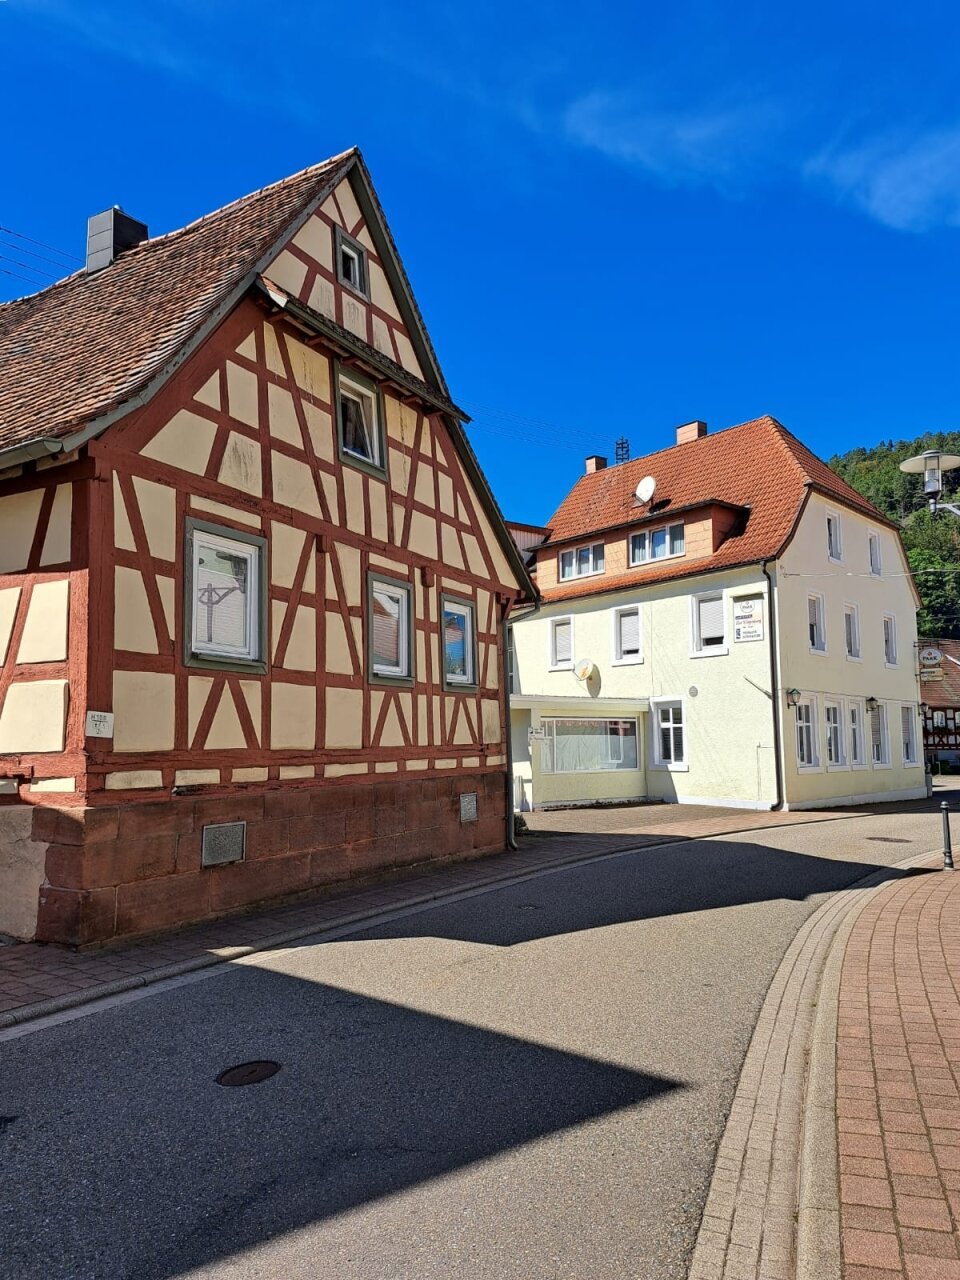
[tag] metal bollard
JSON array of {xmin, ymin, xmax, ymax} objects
[{"xmin": 943, "ymin": 801, "xmax": 955, "ymax": 870}]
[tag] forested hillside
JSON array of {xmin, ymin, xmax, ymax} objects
[{"xmin": 829, "ymin": 433, "xmax": 960, "ymax": 639}]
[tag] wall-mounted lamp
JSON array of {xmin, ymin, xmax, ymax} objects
[
  {"xmin": 866, "ymin": 696, "xmax": 880, "ymax": 714},
  {"xmin": 785, "ymin": 688, "xmax": 801, "ymax": 708}
]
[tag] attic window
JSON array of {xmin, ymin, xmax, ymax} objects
[{"xmin": 336, "ymin": 226, "xmax": 368, "ymax": 298}]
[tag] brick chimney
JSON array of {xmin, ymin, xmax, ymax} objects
[
  {"xmin": 585, "ymin": 455, "xmax": 607, "ymax": 474},
  {"xmin": 676, "ymin": 421, "xmax": 708, "ymax": 445}
]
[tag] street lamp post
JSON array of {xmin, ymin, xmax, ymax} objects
[{"xmin": 899, "ymin": 449, "xmax": 960, "ymax": 514}]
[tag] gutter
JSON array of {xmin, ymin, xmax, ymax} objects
[
  {"xmin": 761, "ymin": 558, "xmax": 785, "ymax": 811},
  {"xmin": 502, "ymin": 592, "xmax": 542, "ymax": 849}
]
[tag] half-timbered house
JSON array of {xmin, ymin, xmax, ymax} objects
[{"xmin": 0, "ymin": 149, "xmax": 532, "ymax": 944}]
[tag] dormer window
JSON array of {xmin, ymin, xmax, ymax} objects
[
  {"xmin": 630, "ymin": 522, "xmax": 684, "ymax": 565},
  {"xmin": 335, "ymin": 227, "xmax": 368, "ymax": 298},
  {"xmin": 559, "ymin": 543, "xmax": 604, "ymax": 580}
]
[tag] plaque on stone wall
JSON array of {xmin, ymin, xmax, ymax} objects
[{"xmin": 459, "ymin": 792, "xmax": 478, "ymax": 824}]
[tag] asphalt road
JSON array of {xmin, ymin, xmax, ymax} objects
[{"xmin": 0, "ymin": 804, "xmax": 943, "ymax": 1280}]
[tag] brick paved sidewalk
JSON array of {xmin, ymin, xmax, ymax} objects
[{"xmin": 838, "ymin": 865, "xmax": 960, "ymax": 1279}]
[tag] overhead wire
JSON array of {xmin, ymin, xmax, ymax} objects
[{"xmin": 0, "ymin": 224, "xmax": 81, "ymax": 262}]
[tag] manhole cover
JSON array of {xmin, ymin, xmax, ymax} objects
[{"xmin": 216, "ymin": 1060, "xmax": 281, "ymax": 1088}]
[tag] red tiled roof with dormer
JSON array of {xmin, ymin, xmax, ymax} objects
[{"xmin": 539, "ymin": 415, "xmax": 897, "ymax": 603}]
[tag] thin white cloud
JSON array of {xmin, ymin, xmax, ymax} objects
[{"xmin": 807, "ymin": 127, "xmax": 960, "ymax": 232}]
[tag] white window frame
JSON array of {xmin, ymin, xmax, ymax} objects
[
  {"xmin": 441, "ymin": 596, "xmax": 476, "ymax": 688},
  {"xmin": 871, "ymin": 702, "xmax": 890, "ymax": 767},
  {"xmin": 540, "ymin": 717, "xmax": 641, "ymax": 775},
  {"xmin": 549, "ymin": 615, "xmax": 574, "ymax": 670},
  {"xmin": 843, "ymin": 602, "xmax": 861, "ymax": 661},
  {"xmin": 824, "ymin": 700, "xmax": 847, "ymax": 769},
  {"xmin": 612, "ymin": 605, "xmax": 643, "ymax": 665},
  {"xmin": 691, "ymin": 591, "xmax": 727, "ymax": 657},
  {"xmin": 370, "ymin": 577, "xmax": 412, "ymax": 681},
  {"xmin": 808, "ymin": 593, "xmax": 827, "ymax": 654},
  {"xmin": 869, "ymin": 532, "xmax": 882, "ymax": 577},
  {"xmin": 849, "ymin": 699, "xmax": 867, "ymax": 768},
  {"xmin": 883, "ymin": 614, "xmax": 898, "ymax": 666},
  {"xmin": 335, "ymin": 226, "xmax": 369, "ymax": 298},
  {"xmin": 337, "ymin": 369, "xmax": 383, "ymax": 470},
  {"xmin": 630, "ymin": 522, "xmax": 685, "ymax": 566},
  {"xmin": 188, "ymin": 526, "xmax": 263, "ymax": 665},
  {"xmin": 558, "ymin": 543, "xmax": 605, "ymax": 581},
  {"xmin": 826, "ymin": 509, "xmax": 843, "ymax": 563},
  {"xmin": 901, "ymin": 705, "xmax": 920, "ymax": 767},
  {"xmin": 795, "ymin": 696, "xmax": 821, "ymax": 769},
  {"xmin": 651, "ymin": 698, "xmax": 687, "ymax": 772}
]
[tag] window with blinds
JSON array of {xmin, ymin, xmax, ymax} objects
[
  {"xmin": 849, "ymin": 702, "xmax": 865, "ymax": 766},
  {"xmin": 613, "ymin": 606, "xmax": 641, "ymax": 662},
  {"xmin": 901, "ymin": 705, "xmax": 918, "ymax": 764},
  {"xmin": 871, "ymin": 703, "xmax": 888, "ymax": 764},
  {"xmin": 550, "ymin": 617, "xmax": 573, "ymax": 667},
  {"xmin": 808, "ymin": 595, "xmax": 826, "ymax": 651},
  {"xmin": 844, "ymin": 605, "xmax": 860, "ymax": 658},
  {"xmin": 656, "ymin": 702, "xmax": 684, "ymax": 766},
  {"xmin": 825, "ymin": 702, "xmax": 844, "ymax": 765},
  {"xmin": 693, "ymin": 593, "xmax": 725, "ymax": 652},
  {"xmin": 796, "ymin": 700, "xmax": 818, "ymax": 767},
  {"xmin": 883, "ymin": 615, "xmax": 897, "ymax": 665}
]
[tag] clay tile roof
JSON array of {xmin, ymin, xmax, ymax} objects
[
  {"xmin": 540, "ymin": 415, "xmax": 893, "ymax": 602},
  {"xmin": 921, "ymin": 640, "xmax": 960, "ymax": 706},
  {"xmin": 0, "ymin": 149, "xmax": 357, "ymax": 455}
]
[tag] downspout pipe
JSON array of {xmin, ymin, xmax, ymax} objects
[
  {"xmin": 762, "ymin": 558, "xmax": 785, "ymax": 811},
  {"xmin": 501, "ymin": 594, "xmax": 542, "ymax": 851}
]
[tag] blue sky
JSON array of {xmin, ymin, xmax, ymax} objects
[{"xmin": 3, "ymin": 1, "xmax": 960, "ymax": 524}]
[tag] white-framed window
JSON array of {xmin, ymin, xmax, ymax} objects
[
  {"xmin": 843, "ymin": 604, "xmax": 861, "ymax": 659},
  {"xmin": 901, "ymin": 705, "xmax": 919, "ymax": 765},
  {"xmin": 796, "ymin": 697, "xmax": 819, "ymax": 768},
  {"xmin": 849, "ymin": 700, "xmax": 866, "ymax": 767},
  {"xmin": 541, "ymin": 717, "xmax": 639, "ymax": 774},
  {"xmin": 188, "ymin": 524, "xmax": 265, "ymax": 666},
  {"xmin": 612, "ymin": 605, "xmax": 642, "ymax": 664},
  {"xmin": 869, "ymin": 532, "xmax": 882, "ymax": 576},
  {"xmin": 826, "ymin": 510, "xmax": 843, "ymax": 562},
  {"xmin": 808, "ymin": 594, "xmax": 826, "ymax": 653},
  {"xmin": 870, "ymin": 702, "xmax": 889, "ymax": 765},
  {"xmin": 654, "ymin": 701, "xmax": 685, "ymax": 767},
  {"xmin": 559, "ymin": 543, "xmax": 604, "ymax": 580},
  {"xmin": 692, "ymin": 592, "xmax": 726, "ymax": 655},
  {"xmin": 825, "ymin": 701, "xmax": 846, "ymax": 767},
  {"xmin": 335, "ymin": 226, "xmax": 369, "ymax": 297},
  {"xmin": 630, "ymin": 522, "xmax": 684, "ymax": 565},
  {"xmin": 883, "ymin": 615, "xmax": 897, "ymax": 665},
  {"xmin": 441, "ymin": 596, "xmax": 476, "ymax": 688},
  {"xmin": 337, "ymin": 368, "xmax": 383, "ymax": 470},
  {"xmin": 370, "ymin": 575, "xmax": 412, "ymax": 680},
  {"xmin": 549, "ymin": 616, "xmax": 574, "ymax": 668}
]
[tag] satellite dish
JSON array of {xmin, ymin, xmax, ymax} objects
[
  {"xmin": 574, "ymin": 658, "xmax": 596, "ymax": 682},
  {"xmin": 635, "ymin": 475, "xmax": 656, "ymax": 504}
]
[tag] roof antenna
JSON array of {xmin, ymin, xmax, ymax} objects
[{"xmin": 615, "ymin": 436, "xmax": 630, "ymax": 464}]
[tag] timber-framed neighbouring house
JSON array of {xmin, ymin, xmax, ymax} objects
[{"xmin": 0, "ymin": 148, "xmax": 532, "ymax": 945}]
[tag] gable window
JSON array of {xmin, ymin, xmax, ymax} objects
[
  {"xmin": 613, "ymin": 605, "xmax": 642, "ymax": 664},
  {"xmin": 901, "ymin": 705, "xmax": 919, "ymax": 765},
  {"xmin": 441, "ymin": 595, "xmax": 477, "ymax": 689},
  {"xmin": 869, "ymin": 532, "xmax": 882, "ymax": 576},
  {"xmin": 849, "ymin": 701, "xmax": 866, "ymax": 766},
  {"xmin": 796, "ymin": 697, "xmax": 819, "ymax": 768},
  {"xmin": 185, "ymin": 520, "xmax": 266, "ymax": 671},
  {"xmin": 883, "ymin": 615, "xmax": 897, "ymax": 665},
  {"xmin": 541, "ymin": 717, "xmax": 639, "ymax": 773},
  {"xmin": 844, "ymin": 604, "xmax": 861, "ymax": 659},
  {"xmin": 826, "ymin": 511, "xmax": 842, "ymax": 561},
  {"xmin": 871, "ymin": 702, "xmax": 889, "ymax": 765},
  {"xmin": 368, "ymin": 573, "xmax": 413, "ymax": 682},
  {"xmin": 559, "ymin": 544, "xmax": 604, "ymax": 580},
  {"xmin": 825, "ymin": 701, "xmax": 845, "ymax": 766},
  {"xmin": 692, "ymin": 592, "xmax": 726, "ymax": 654},
  {"xmin": 549, "ymin": 616, "xmax": 574, "ymax": 668},
  {"xmin": 808, "ymin": 594, "xmax": 826, "ymax": 652},
  {"xmin": 654, "ymin": 701, "xmax": 685, "ymax": 767},
  {"xmin": 336, "ymin": 367, "xmax": 384, "ymax": 473},
  {"xmin": 335, "ymin": 226, "xmax": 368, "ymax": 298},
  {"xmin": 630, "ymin": 523, "xmax": 684, "ymax": 565}
]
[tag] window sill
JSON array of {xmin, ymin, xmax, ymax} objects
[
  {"xmin": 690, "ymin": 646, "xmax": 728, "ymax": 659},
  {"xmin": 809, "ymin": 647, "xmax": 828, "ymax": 657},
  {"xmin": 851, "ymin": 762, "xmax": 869, "ymax": 770},
  {"xmin": 185, "ymin": 652, "xmax": 267, "ymax": 676},
  {"xmin": 884, "ymin": 662, "xmax": 899, "ymax": 670},
  {"xmin": 442, "ymin": 680, "xmax": 480, "ymax": 695},
  {"xmin": 650, "ymin": 762, "xmax": 689, "ymax": 773},
  {"xmin": 903, "ymin": 760, "xmax": 923, "ymax": 769},
  {"xmin": 797, "ymin": 763, "xmax": 823, "ymax": 773},
  {"xmin": 828, "ymin": 556, "xmax": 843, "ymax": 566},
  {"xmin": 871, "ymin": 762, "xmax": 892, "ymax": 770},
  {"xmin": 845, "ymin": 654, "xmax": 862, "ymax": 663},
  {"xmin": 826, "ymin": 763, "xmax": 850, "ymax": 772},
  {"xmin": 611, "ymin": 657, "xmax": 644, "ymax": 667},
  {"xmin": 371, "ymin": 672, "xmax": 415, "ymax": 688},
  {"xmin": 559, "ymin": 570, "xmax": 605, "ymax": 583},
  {"xmin": 629, "ymin": 553, "xmax": 684, "ymax": 570},
  {"xmin": 548, "ymin": 664, "xmax": 574, "ymax": 672},
  {"xmin": 542, "ymin": 767, "xmax": 642, "ymax": 776},
  {"xmin": 339, "ymin": 445, "xmax": 387, "ymax": 481}
]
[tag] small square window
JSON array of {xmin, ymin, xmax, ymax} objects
[
  {"xmin": 335, "ymin": 227, "xmax": 368, "ymax": 298},
  {"xmin": 613, "ymin": 606, "xmax": 641, "ymax": 663},
  {"xmin": 693, "ymin": 592, "xmax": 725, "ymax": 653},
  {"xmin": 336, "ymin": 367, "xmax": 385, "ymax": 473},
  {"xmin": 550, "ymin": 616, "xmax": 573, "ymax": 668},
  {"xmin": 369, "ymin": 574, "xmax": 413, "ymax": 682},
  {"xmin": 185, "ymin": 521, "xmax": 266, "ymax": 670},
  {"xmin": 442, "ymin": 596, "xmax": 477, "ymax": 689}
]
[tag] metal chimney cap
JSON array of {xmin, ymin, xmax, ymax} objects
[{"xmin": 86, "ymin": 207, "xmax": 149, "ymax": 273}]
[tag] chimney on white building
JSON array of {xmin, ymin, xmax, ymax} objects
[
  {"xmin": 676, "ymin": 421, "xmax": 708, "ymax": 445},
  {"xmin": 585, "ymin": 455, "xmax": 607, "ymax": 474}
]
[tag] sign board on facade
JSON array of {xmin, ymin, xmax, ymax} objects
[
  {"xmin": 920, "ymin": 647, "xmax": 943, "ymax": 665},
  {"xmin": 84, "ymin": 711, "xmax": 115, "ymax": 739},
  {"xmin": 921, "ymin": 669, "xmax": 945, "ymax": 681},
  {"xmin": 733, "ymin": 597, "xmax": 764, "ymax": 643},
  {"xmin": 528, "ymin": 727, "xmax": 545, "ymax": 741},
  {"xmin": 459, "ymin": 792, "xmax": 478, "ymax": 824}
]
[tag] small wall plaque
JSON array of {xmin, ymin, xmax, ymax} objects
[
  {"xmin": 459, "ymin": 792, "xmax": 478, "ymax": 824},
  {"xmin": 85, "ymin": 711, "xmax": 115, "ymax": 739},
  {"xmin": 202, "ymin": 822, "xmax": 246, "ymax": 867}
]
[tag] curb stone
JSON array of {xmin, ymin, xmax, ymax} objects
[{"xmin": 687, "ymin": 849, "xmax": 938, "ymax": 1280}]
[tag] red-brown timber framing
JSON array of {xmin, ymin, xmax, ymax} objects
[{"xmin": 0, "ymin": 155, "xmax": 533, "ymax": 945}]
